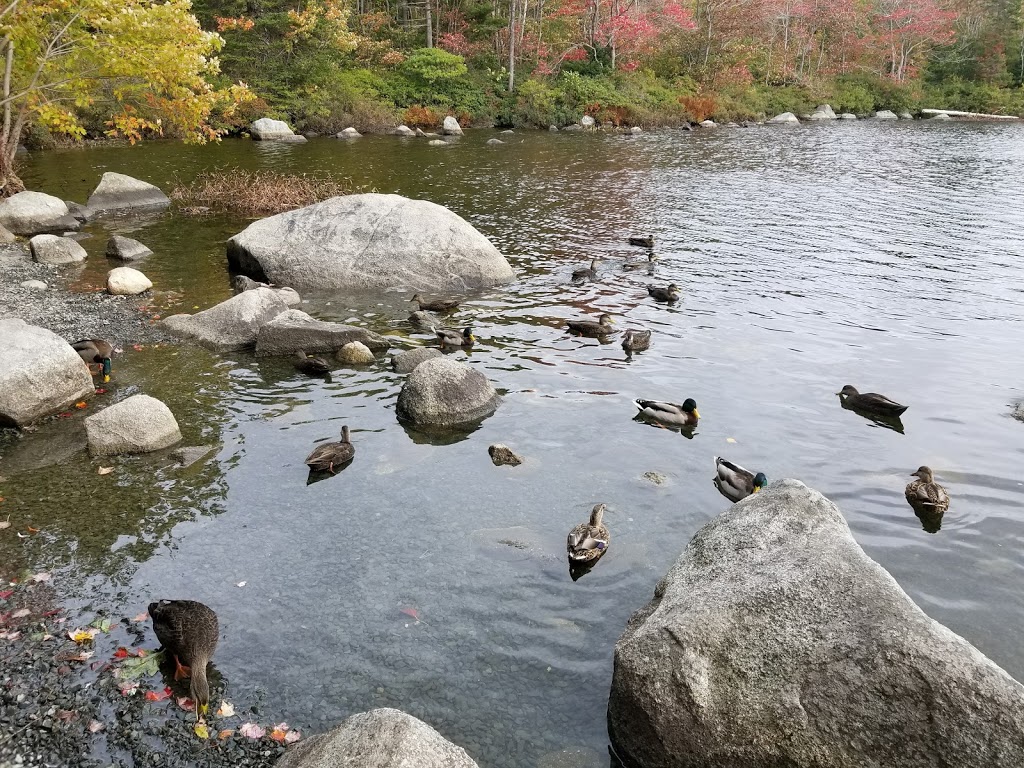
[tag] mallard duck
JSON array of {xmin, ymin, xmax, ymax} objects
[
  {"xmin": 567, "ymin": 503, "xmax": 610, "ymax": 564},
  {"xmin": 411, "ymin": 293, "xmax": 460, "ymax": 313},
  {"xmin": 231, "ymin": 275, "xmax": 269, "ymax": 293},
  {"xmin": 293, "ymin": 351, "xmax": 331, "ymax": 375},
  {"xmin": 905, "ymin": 466, "xmax": 950, "ymax": 513},
  {"xmin": 71, "ymin": 339, "xmax": 113, "ymax": 382},
  {"xmin": 837, "ymin": 385, "xmax": 908, "ymax": 416},
  {"xmin": 567, "ymin": 313, "xmax": 614, "ymax": 336},
  {"xmin": 621, "ymin": 329, "xmax": 651, "ymax": 354},
  {"xmin": 622, "ymin": 253, "xmax": 657, "ymax": 270},
  {"xmin": 571, "ymin": 259, "xmax": 601, "ymax": 281},
  {"xmin": 634, "ymin": 397, "xmax": 699, "ymax": 427},
  {"xmin": 713, "ymin": 457, "xmax": 767, "ymax": 502},
  {"xmin": 647, "ymin": 283, "xmax": 680, "ymax": 302},
  {"xmin": 409, "ymin": 310, "xmax": 441, "ymax": 330},
  {"xmin": 629, "ymin": 235, "xmax": 654, "ymax": 248},
  {"xmin": 305, "ymin": 425, "xmax": 355, "ymax": 474},
  {"xmin": 437, "ymin": 327, "xmax": 475, "ymax": 348},
  {"xmin": 148, "ymin": 599, "xmax": 218, "ymax": 717}
]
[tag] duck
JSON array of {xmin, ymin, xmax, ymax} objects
[
  {"xmin": 567, "ymin": 503, "xmax": 610, "ymax": 565},
  {"xmin": 305, "ymin": 426, "xmax": 355, "ymax": 474},
  {"xmin": 647, "ymin": 284, "xmax": 680, "ymax": 302},
  {"xmin": 837, "ymin": 385, "xmax": 908, "ymax": 416},
  {"xmin": 713, "ymin": 457, "xmax": 768, "ymax": 502},
  {"xmin": 571, "ymin": 259, "xmax": 601, "ymax": 282},
  {"xmin": 411, "ymin": 293, "xmax": 460, "ymax": 313},
  {"xmin": 437, "ymin": 327, "xmax": 475, "ymax": 349},
  {"xmin": 148, "ymin": 600, "xmax": 219, "ymax": 718},
  {"xmin": 567, "ymin": 313, "xmax": 614, "ymax": 336},
  {"xmin": 293, "ymin": 351, "xmax": 331, "ymax": 375},
  {"xmin": 628, "ymin": 235, "xmax": 654, "ymax": 248},
  {"xmin": 905, "ymin": 466, "xmax": 950, "ymax": 513},
  {"xmin": 621, "ymin": 329, "xmax": 651, "ymax": 354},
  {"xmin": 634, "ymin": 397, "xmax": 699, "ymax": 427},
  {"xmin": 231, "ymin": 275, "xmax": 269, "ymax": 293},
  {"xmin": 622, "ymin": 253, "xmax": 656, "ymax": 270},
  {"xmin": 71, "ymin": 339, "xmax": 113, "ymax": 382}
]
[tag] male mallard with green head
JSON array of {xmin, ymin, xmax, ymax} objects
[
  {"xmin": 635, "ymin": 397, "xmax": 699, "ymax": 427},
  {"xmin": 149, "ymin": 599, "xmax": 218, "ymax": 717},
  {"xmin": 72, "ymin": 339, "xmax": 113, "ymax": 382},
  {"xmin": 567, "ymin": 313, "xmax": 614, "ymax": 336},
  {"xmin": 567, "ymin": 503, "xmax": 610, "ymax": 565},
  {"xmin": 437, "ymin": 327, "xmax": 475, "ymax": 349},
  {"xmin": 713, "ymin": 457, "xmax": 767, "ymax": 502},
  {"xmin": 305, "ymin": 425, "xmax": 355, "ymax": 474}
]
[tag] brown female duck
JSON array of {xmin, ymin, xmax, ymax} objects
[
  {"xmin": 149, "ymin": 599, "xmax": 218, "ymax": 717},
  {"xmin": 305, "ymin": 425, "xmax": 355, "ymax": 474},
  {"xmin": 567, "ymin": 503, "xmax": 610, "ymax": 565}
]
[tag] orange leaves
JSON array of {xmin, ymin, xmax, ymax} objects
[
  {"xmin": 215, "ymin": 16, "xmax": 255, "ymax": 32},
  {"xmin": 145, "ymin": 687, "xmax": 172, "ymax": 702}
]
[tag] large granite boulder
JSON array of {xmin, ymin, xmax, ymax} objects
[
  {"xmin": 85, "ymin": 394, "xmax": 182, "ymax": 456},
  {"xmin": 250, "ymin": 118, "xmax": 296, "ymax": 140},
  {"xmin": 0, "ymin": 319, "xmax": 95, "ymax": 427},
  {"xmin": 391, "ymin": 125, "xmax": 416, "ymax": 137},
  {"xmin": 0, "ymin": 191, "xmax": 79, "ymax": 235},
  {"xmin": 29, "ymin": 234, "xmax": 87, "ymax": 265},
  {"xmin": 766, "ymin": 112, "xmax": 800, "ymax": 124},
  {"xmin": 442, "ymin": 116, "xmax": 464, "ymax": 136},
  {"xmin": 391, "ymin": 347, "xmax": 442, "ymax": 374},
  {"xmin": 227, "ymin": 193, "xmax": 514, "ymax": 292},
  {"xmin": 106, "ymin": 266, "xmax": 152, "ymax": 295},
  {"xmin": 811, "ymin": 103, "xmax": 837, "ymax": 119},
  {"xmin": 85, "ymin": 172, "xmax": 170, "ymax": 217},
  {"xmin": 161, "ymin": 288, "xmax": 288, "ymax": 351},
  {"xmin": 0, "ymin": 223, "xmax": 16, "ymax": 243},
  {"xmin": 874, "ymin": 110, "xmax": 899, "ymax": 120},
  {"xmin": 276, "ymin": 708, "xmax": 478, "ymax": 768},
  {"xmin": 607, "ymin": 479, "xmax": 1024, "ymax": 768},
  {"xmin": 254, "ymin": 309, "xmax": 390, "ymax": 356},
  {"xmin": 396, "ymin": 357, "xmax": 500, "ymax": 427},
  {"xmin": 106, "ymin": 235, "xmax": 153, "ymax": 261}
]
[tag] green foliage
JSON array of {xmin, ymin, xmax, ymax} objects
[
  {"xmin": 401, "ymin": 48, "xmax": 469, "ymax": 85},
  {"xmin": 922, "ymin": 79, "xmax": 1024, "ymax": 116}
]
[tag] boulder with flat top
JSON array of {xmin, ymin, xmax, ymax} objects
[
  {"xmin": 85, "ymin": 172, "xmax": 170, "ymax": 217},
  {"xmin": 161, "ymin": 288, "xmax": 288, "ymax": 351},
  {"xmin": 254, "ymin": 309, "xmax": 389, "ymax": 356},
  {"xmin": 0, "ymin": 191, "xmax": 80, "ymax": 235},
  {"xmin": 30, "ymin": 234, "xmax": 87, "ymax": 265}
]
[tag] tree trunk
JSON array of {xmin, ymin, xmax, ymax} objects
[
  {"xmin": 507, "ymin": 0, "xmax": 516, "ymax": 90},
  {"xmin": 425, "ymin": 0, "xmax": 433, "ymax": 46},
  {"xmin": 0, "ymin": 36, "xmax": 21, "ymax": 198}
]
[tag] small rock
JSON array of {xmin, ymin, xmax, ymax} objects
[
  {"xmin": 428, "ymin": 139, "xmax": 448, "ymax": 146},
  {"xmin": 106, "ymin": 266, "xmax": 152, "ymax": 295},
  {"xmin": 899, "ymin": 111, "xmax": 914, "ymax": 120},
  {"xmin": 396, "ymin": 357, "xmax": 500, "ymax": 427},
  {"xmin": 766, "ymin": 112, "xmax": 800, "ymax": 125},
  {"xmin": 486, "ymin": 138, "xmax": 505, "ymax": 145},
  {"xmin": 699, "ymin": 119, "xmax": 717, "ymax": 128},
  {"xmin": 391, "ymin": 347, "xmax": 442, "ymax": 374},
  {"xmin": 642, "ymin": 471, "xmax": 667, "ymax": 485},
  {"xmin": 85, "ymin": 394, "xmax": 182, "ymax": 456},
  {"xmin": 0, "ymin": 223, "xmax": 16, "ymax": 243},
  {"xmin": 839, "ymin": 113, "xmax": 857, "ymax": 120},
  {"xmin": 29, "ymin": 234, "xmax": 87, "ymax": 265},
  {"xmin": 408, "ymin": 310, "xmax": 441, "ymax": 330},
  {"xmin": 171, "ymin": 444, "xmax": 217, "ymax": 468},
  {"xmin": 276, "ymin": 134, "xmax": 308, "ymax": 143},
  {"xmin": 630, "ymin": 126, "xmax": 642, "ymax": 134},
  {"xmin": 1013, "ymin": 404, "xmax": 1024, "ymax": 422},
  {"xmin": 20, "ymin": 280, "xmax": 46, "ymax": 290},
  {"xmin": 65, "ymin": 201, "xmax": 89, "ymax": 222},
  {"xmin": 501, "ymin": 129, "xmax": 515, "ymax": 134},
  {"xmin": 337, "ymin": 127, "xmax": 362, "ymax": 138},
  {"xmin": 337, "ymin": 341, "xmax": 376, "ymax": 364},
  {"xmin": 563, "ymin": 124, "xmax": 584, "ymax": 132},
  {"xmin": 250, "ymin": 117, "xmax": 296, "ymax": 140},
  {"xmin": 874, "ymin": 109, "xmax": 899, "ymax": 120},
  {"xmin": 391, "ymin": 125, "xmax": 416, "ymax": 137},
  {"xmin": 105, "ymin": 234, "xmax": 152, "ymax": 261},
  {"xmin": 581, "ymin": 115, "xmax": 596, "ymax": 128},
  {"xmin": 930, "ymin": 112, "xmax": 952, "ymax": 121},
  {"xmin": 442, "ymin": 116, "xmax": 464, "ymax": 136},
  {"xmin": 274, "ymin": 286, "xmax": 302, "ymax": 306},
  {"xmin": 548, "ymin": 124, "xmax": 559, "ymax": 132},
  {"xmin": 488, "ymin": 444, "xmax": 522, "ymax": 467}
]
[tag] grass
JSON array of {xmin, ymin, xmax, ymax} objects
[{"xmin": 171, "ymin": 170, "xmax": 358, "ymax": 217}]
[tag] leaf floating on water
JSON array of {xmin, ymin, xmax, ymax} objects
[
  {"xmin": 235, "ymin": 581, "xmax": 246, "ymax": 588},
  {"xmin": 26, "ymin": 527, "xmax": 40, "ymax": 534},
  {"xmin": 113, "ymin": 647, "xmax": 129, "ymax": 659},
  {"xmin": 268, "ymin": 723, "xmax": 290, "ymax": 743},
  {"xmin": 144, "ymin": 687, "xmax": 172, "ymax": 702},
  {"xmin": 218, "ymin": 729, "xmax": 234, "ymax": 740},
  {"xmin": 239, "ymin": 722, "xmax": 265, "ymax": 739},
  {"xmin": 98, "ymin": 467, "xmax": 114, "ymax": 475},
  {"xmin": 177, "ymin": 696, "xmax": 195, "ymax": 712},
  {"xmin": 31, "ymin": 572, "xmax": 50, "ymax": 582},
  {"xmin": 87, "ymin": 719, "xmax": 105, "ymax": 733},
  {"xmin": 119, "ymin": 649, "xmax": 162, "ymax": 678},
  {"xmin": 89, "ymin": 617, "xmax": 115, "ymax": 633},
  {"xmin": 399, "ymin": 607, "xmax": 421, "ymax": 622},
  {"xmin": 726, "ymin": 437, "xmax": 737, "ymax": 443},
  {"xmin": 216, "ymin": 701, "xmax": 235, "ymax": 718},
  {"xmin": 194, "ymin": 722, "xmax": 210, "ymax": 740},
  {"xmin": 132, "ymin": 611, "xmax": 149, "ymax": 622},
  {"xmin": 284, "ymin": 729, "xmax": 301, "ymax": 744},
  {"xmin": 118, "ymin": 680, "xmax": 140, "ymax": 696},
  {"xmin": 12, "ymin": 608, "xmax": 30, "ymax": 618},
  {"xmin": 68, "ymin": 628, "xmax": 98, "ymax": 643}
]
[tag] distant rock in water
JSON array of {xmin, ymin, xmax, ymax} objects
[
  {"xmin": 767, "ymin": 112, "xmax": 800, "ymax": 125},
  {"xmin": 874, "ymin": 110, "xmax": 899, "ymax": 120},
  {"xmin": 488, "ymin": 443, "xmax": 522, "ymax": 466},
  {"xmin": 226, "ymin": 193, "xmax": 514, "ymax": 293},
  {"xmin": 162, "ymin": 288, "xmax": 288, "ymax": 351},
  {"xmin": 391, "ymin": 347, "xmax": 442, "ymax": 374},
  {"xmin": 254, "ymin": 309, "xmax": 389, "ymax": 356},
  {"xmin": 442, "ymin": 116, "xmax": 464, "ymax": 136},
  {"xmin": 337, "ymin": 127, "xmax": 361, "ymax": 138},
  {"xmin": 250, "ymin": 118, "xmax": 296, "ymax": 140},
  {"xmin": 608, "ymin": 479, "xmax": 1024, "ymax": 768},
  {"xmin": 391, "ymin": 125, "xmax": 416, "ymax": 136},
  {"xmin": 85, "ymin": 394, "xmax": 182, "ymax": 456},
  {"xmin": 85, "ymin": 172, "xmax": 170, "ymax": 217}
]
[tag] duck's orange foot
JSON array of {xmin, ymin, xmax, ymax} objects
[{"xmin": 173, "ymin": 655, "xmax": 192, "ymax": 681}]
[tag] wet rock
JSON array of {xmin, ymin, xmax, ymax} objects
[
  {"xmin": 254, "ymin": 309, "xmax": 389, "ymax": 356},
  {"xmin": 899, "ymin": 111, "xmax": 914, "ymax": 120},
  {"xmin": 337, "ymin": 341, "xmax": 375, "ymax": 364},
  {"xmin": 0, "ymin": 223, "xmax": 16, "ymax": 243},
  {"xmin": 642, "ymin": 471, "xmax": 667, "ymax": 485},
  {"xmin": 608, "ymin": 479, "xmax": 1024, "ymax": 768},
  {"xmin": 630, "ymin": 126, "xmax": 642, "ymax": 134},
  {"xmin": 501, "ymin": 129, "xmax": 514, "ymax": 134},
  {"xmin": 64, "ymin": 201, "xmax": 89, "ymax": 222},
  {"xmin": 0, "ymin": 192, "xmax": 79, "ymax": 235},
  {"xmin": 486, "ymin": 138, "xmax": 504, "ymax": 145},
  {"xmin": 20, "ymin": 279, "xmax": 46, "ymax": 290},
  {"xmin": 442, "ymin": 116, "xmax": 464, "ymax": 136},
  {"xmin": 227, "ymin": 193, "xmax": 514, "ymax": 292},
  {"xmin": 29, "ymin": 234, "xmax": 87, "ymax": 265},
  {"xmin": 930, "ymin": 112, "xmax": 953, "ymax": 121},
  {"xmin": 874, "ymin": 109, "xmax": 899, "ymax": 120},
  {"xmin": 106, "ymin": 266, "xmax": 152, "ymax": 295},
  {"xmin": 106, "ymin": 235, "xmax": 153, "ymax": 261},
  {"xmin": 810, "ymin": 104, "xmax": 837, "ymax": 119},
  {"xmin": 85, "ymin": 172, "xmax": 170, "ymax": 217},
  {"xmin": 563, "ymin": 124, "xmax": 583, "ymax": 132},
  {"xmin": 396, "ymin": 357, "xmax": 500, "ymax": 427},
  {"xmin": 171, "ymin": 444, "xmax": 217, "ymax": 468},
  {"xmin": 250, "ymin": 118, "xmax": 296, "ymax": 140},
  {"xmin": 548, "ymin": 124, "xmax": 559, "ymax": 132},
  {"xmin": 276, "ymin": 708, "xmax": 479, "ymax": 768},
  {"xmin": 839, "ymin": 113, "xmax": 857, "ymax": 120},
  {"xmin": 1013, "ymin": 403, "xmax": 1024, "ymax": 422},
  {"xmin": 274, "ymin": 286, "xmax": 302, "ymax": 306},
  {"xmin": 699, "ymin": 120, "xmax": 716, "ymax": 128},
  {"xmin": 337, "ymin": 127, "xmax": 361, "ymax": 138},
  {"xmin": 581, "ymin": 115, "xmax": 596, "ymax": 128},
  {"xmin": 162, "ymin": 288, "xmax": 288, "ymax": 351},
  {"xmin": 767, "ymin": 112, "xmax": 800, "ymax": 125},
  {"xmin": 391, "ymin": 125, "xmax": 416, "ymax": 137},
  {"xmin": 428, "ymin": 139, "xmax": 448, "ymax": 146},
  {"xmin": 537, "ymin": 747, "xmax": 605, "ymax": 768},
  {"xmin": 0, "ymin": 319, "xmax": 95, "ymax": 427},
  {"xmin": 391, "ymin": 347, "xmax": 442, "ymax": 374},
  {"xmin": 85, "ymin": 394, "xmax": 182, "ymax": 456},
  {"xmin": 408, "ymin": 310, "xmax": 440, "ymax": 330},
  {"xmin": 488, "ymin": 443, "xmax": 522, "ymax": 467}
]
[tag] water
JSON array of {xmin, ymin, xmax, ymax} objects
[{"xmin": 5, "ymin": 122, "xmax": 1024, "ymax": 765}]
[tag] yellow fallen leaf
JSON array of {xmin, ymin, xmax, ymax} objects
[
  {"xmin": 194, "ymin": 722, "xmax": 210, "ymax": 740},
  {"xmin": 98, "ymin": 467, "xmax": 114, "ymax": 475},
  {"xmin": 216, "ymin": 701, "xmax": 235, "ymax": 718},
  {"xmin": 68, "ymin": 628, "xmax": 98, "ymax": 643},
  {"xmin": 726, "ymin": 437, "xmax": 737, "ymax": 443},
  {"xmin": 75, "ymin": 402, "xmax": 88, "ymax": 409}
]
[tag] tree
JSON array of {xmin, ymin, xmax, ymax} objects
[{"xmin": 0, "ymin": 0, "xmax": 251, "ymax": 195}]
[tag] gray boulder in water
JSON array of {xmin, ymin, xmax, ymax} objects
[
  {"xmin": 0, "ymin": 319, "xmax": 95, "ymax": 427},
  {"xmin": 608, "ymin": 479, "xmax": 1024, "ymax": 768},
  {"xmin": 391, "ymin": 347, "xmax": 442, "ymax": 374},
  {"xmin": 276, "ymin": 708, "xmax": 478, "ymax": 768},
  {"xmin": 0, "ymin": 191, "xmax": 80, "ymax": 235},
  {"xmin": 396, "ymin": 357, "xmax": 500, "ymax": 427},
  {"xmin": 254, "ymin": 309, "xmax": 389, "ymax": 356},
  {"xmin": 226, "ymin": 193, "xmax": 514, "ymax": 293},
  {"xmin": 85, "ymin": 394, "xmax": 182, "ymax": 456},
  {"xmin": 250, "ymin": 118, "xmax": 295, "ymax": 140},
  {"xmin": 85, "ymin": 172, "xmax": 170, "ymax": 217},
  {"xmin": 106, "ymin": 235, "xmax": 153, "ymax": 261},
  {"xmin": 442, "ymin": 115, "xmax": 464, "ymax": 136},
  {"xmin": 161, "ymin": 288, "xmax": 288, "ymax": 351},
  {"xmin": 874, "ymin": 110, "xmax": 899, "ymax": 120},
  {"xmin": 29, "ymin": 234, "xmax": 87, "ymax": 265}
]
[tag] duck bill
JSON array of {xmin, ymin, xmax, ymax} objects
[
  {"xmin": 752, "ymin": 486, "xmax": 760, "ymax": 493},
  {"xmin": 692, "ymin": 409, "xmax": 700, "ymax": 419}
]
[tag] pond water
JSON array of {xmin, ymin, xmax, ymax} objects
[{"xmin": 4, "ymin": 121, "xmax": 1024, "ymax": 766}]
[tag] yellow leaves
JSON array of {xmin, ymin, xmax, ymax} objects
[
  {"xmin": 194, "ymin": 722, "xmax": 210, "ymax": 740},
  {"xmin": 68, "ymin": 628, "xmax": 98, "ymax": 643}
]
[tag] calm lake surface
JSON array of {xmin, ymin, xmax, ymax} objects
[{"xmin": 5, "ymin": 122, "xmax": 1024, "ymax": 766}]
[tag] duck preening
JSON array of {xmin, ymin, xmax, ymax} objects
[
  {"xmin": 149, "ymin": 600, "xmax": 218, "ymax": 718},
  {"xmin": 837, "ymin": 385, "xmax": 908, "ymax": 416},
  {"xmin": 571, "ymin": 259, "xmax": 601, "ymax": 282},
  {"xmin": 305, "ymin": 425, "xmax": 355, "ymax": 474},
  {"xmin": 411, "ymin": 293, "xmax": 460, "ymax": 313},
  {"xmin": 71, "ymin": 339, "xmax": 113, "ymax": 382},
  {"xmin": 437, "ymin": 327, "xmax": 475, "ymax": 349},
  {"xmin": 647, "ymin": 284, "xmax": 680, "ymax": 303},
  {"xmin": 713, "ymin": 457, "xmax": 767, "ymax": 502},
  {"xmin": 905, "ymin": 466, "xmax": 950, "ymax": 513},
  {"xmin": 567, "ymin": 313, "xmax": 614, "ymax": 336},
  {"xmin": 634, "ymin": 397, "xmax": 700, "ymax": 427},
  {"xmin": 628, "ymin": 235, "xmax": 654, "ymax": 248},
  {"xmin": 621, "ymin": 329, "xmax": 651, "ymax": 354},
  {"xmin": 293, "ymin": 351, "xmax": 331, "ymax": 375},
  {"xmin": 567, "ymin": 503, "xmax": 610, "ymax": 565}
]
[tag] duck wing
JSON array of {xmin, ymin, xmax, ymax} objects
[
  {"xmin": 714, "ymin": 457, "xmax": 754, "ymax": 500},
  {"xmin": 859, "ymin": 392, "xmax": 908, "ymax": 414},
  {"xmin": 635, "ymin": 399, "xmax": 683, "ymax": 416}
]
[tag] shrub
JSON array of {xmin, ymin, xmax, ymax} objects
[
  {"xmin": 679, "ymin": 94, "xmax": 717, "ymax": 122},
  {"xmin": 403, "ymin": 104, "xmax": 441, "ymax": 128},
  {"xmin": 171, "ymin": 171, "xmax": 357, "ymax": 217}
]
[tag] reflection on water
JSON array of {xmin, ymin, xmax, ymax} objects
[{"xmin": 4, "ymin": 122, "xmax": 1024, "ymax": 766}]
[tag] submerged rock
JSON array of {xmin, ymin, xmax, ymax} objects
[
  {"xmin": 839, "ymin": 113, "xmax": 857, "ymax": 120},
  {"xmin": 0, "ymin": 319, "xmax": 94, "ymax": 428},
  {"xmin": 442, "ymin": 116, "xmax": 464, "ymax": 136},
  {"xmin": 337, "ymin": 341, "xmax": 375, "ymax": 364},
  {"xmin": 396, "ymin": 357, "xmax": 500, "ymax": 427},
  {"xmin": 391, "ymin": 347, "xmax": 442, "ymax": 374},
  {"xmin": 899, "ymin": 111, "xmax": 914, "ymax": 120},
  {"xmin": 85, "ymin": 172, "xmax": 170, "ymax": 217},
  {"xmin": 254, "ymin": 309, "xmax": 389, "ymax": 356},
  {"xmin": 172, "ymin": 444, "xmax": 217, "ymax": 468},
  {"xmin": 226, "ymin": 193, "xmax": 514, "ymax": 292},
  {"xmin": 85, "ymin": 394, "xmax": 182, "ymax": 456},
  {"xmin": 488, "ymin": 443, "xmax": 522, "ymax": 467},
  {"xmin": 29, "ymin": 234, "xmax": 87, "ymax": 265},
  {"xmin": 930, "ymin": 112, "xmax": 953, "ymax": 121},
  {"xmin": 276, "ymin": 708, "xmax": 478, "ymax": 768},
  {"xmin": 106, "ymin": 266, "xmax": 152, "ymax": 295},
  {"xmin": 161, "ymin": 288, "xmax": 288, "ymax": 351},
  {"xmin": 607, "ymin": 479, "xmax": 1024, "ymax": 768},
  {"xmin": 105, "ymin": 235, "xmax": 153, "ymax": 261},
  {"xmin": 408, "ymin": 310, "xmax": 441, "ymax": 330},
  {"xmin": 486, "ymin": 138, "xmax": 505, "ymax": 145},
  {"xmin": 0, "ymin": 191, "xmax": 79, "ymax": 235},
  {"xmin": 250, "ymin": 118, "xmax": 296, "ymax": 140},
  {"xmin": 428, "ymin": 139, "xmax": 448, "ymax": 146},
  {"xmin": 766, "ymin": 112, "xmax": 800, "ymax": 124}
]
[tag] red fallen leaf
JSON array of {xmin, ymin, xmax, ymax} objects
[
  {"xmin": 132, "ymin": 344, "xmax": 144, "ymax": 352},
  {"xmin": 399, "ymin": 607, "xmax": 420, "ymax": 621},
  {"xmin": 113, "ymin": 647, "xmax": 129, "ymax": 659},
  {"xmin": 41, "ymin": 609, "xmax": 61, "ymax": 617},
  {"xmin": 136, "ymin": 648, "xmax": 148, "ymax": 656},
  {"xmin": 74, "ymin": 402, "xmax": 88, "ymax": 409},
  {"xmin": 145, "ymin": 687, "xmax": 172, "ymax": 702},
  {"xmin": 0, "ymin": 591, "xmax": 12, "ymax": 599},
  {"xmin": 218, "ymin": 729, "xmax": 235, "ymax": 740},
  {"xmin": 269, "ymin": 727, "xmax": 288, "ymax": 744},
  {"xmin": 27, "ymin": 527, "xmax": 39, "ymax": 534},
  {"xmin": 177, "ymin": 696, "xmax": 195, "ymax": 711},
  {"xmin": 58, "ymin": 412, "xmax": 73, "ymax": 418},
  {"xmin": 95, "ymin": 388, "xmax": 107, "ymax": 394},
  {"xmin": 132, "ymin": 612, "xmax": 149, "ymax": 622}
]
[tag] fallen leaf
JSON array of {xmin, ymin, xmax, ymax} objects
[
  {"xmin": 726, "ymin": 437, "xmax": 737, "ymax": 443},
  {"xmin": 192, "ymin": 305, "xmax": 200, "ymax": 309},
  {"xmin": 399, "ymin": 607, "xmax": 420, "ymax": 621},
  {"xmin": 132, "ymin": 344, "xmax": 144, "ymax": 352},
  {"xmin": 58, "ymin": 412, "xmax": 73, "ymax": 418},
  {"xmin": 87, "ymin": 719, "xmax": 105, "ymax": 733},
  {"xmin": 218, "ymin": 729, "xmax": 235, "ymax": 740},
  {"xmin": 194, "ymin": 722, "xmax": 210, "ymax": 739},
  {"xmin": 177, "ymin": 696, "xmax": 195, "ymax": 712},
  {"xmin": 89, "ymin": 617, "xmax": 115, "ymax": 633},
  {"xmin": 119, "ymin": 650, "xmax": 162, "ymax": 679},
  {"xmin": 68, "ymin": 628, "xmax": 97, "ymax": 643},
  {"xmin": 145, "ymin": 687, "xmax": 172, "ymax": 702},
  {"xmin": 113, "ymin": 647, "xmax": 129, "ymax": 659},
  {"xmin": 0, "ymin": 590, "xmax": 13, "ymax": 599},
  {"xmin": 239, "ymin": 722, "xmax": 265, "ymax": 739},
  {"xmin": 235, "ymin": 581, "xmax": 246, "ymax": 588},
  {"xmin": 0, "ymin": 630, "xmax": 20, "ymax": 640},
  {"xmin": 285, "ymin": 730, "xmax": 301, "ymax": 744},
  {"xmin": 95, "ymin": 388, "xmax": 107, "ymax": 395},
  {"xmin": 66, "ymin": 651, "xmax": 94, "ymax": 662},
  {"xmin": 132, "ymin": 611, "xmax": 149, "ymax": 622},
  {"xmin": 75, "ymin": 402, "xmax": 88, "ymax": 409},
  {"xmin": 118, "ymin": 680, "xmax": 139, "ymax": 696},
  {"xmin": 56, "ymin": 710, "xmax": 77, "ymax": 723},
  {"xmin": 98, "ymin": 467, "xmax": 114, "ymax": 475},
  {"xmin": 269, "ymin": 726, "xmax": 288, "ymax": 744},
  {"xmin": 30, "ymin": 572, "xmax": 49, "ymax": 581},
  {"xmin": 216, "ymin": 700, "xmax": 235, "ymax": 718},
  {"xmin": 12, "ymin": 608, "xmax": 30, "ymax": 618},
  {"xmin": 27, "ymin": 527, "xmax": 40, "ymax": 534}
]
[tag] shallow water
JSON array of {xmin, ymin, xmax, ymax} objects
[{"xmin": 5, "ymin": 121, "xmax": 1024, "ymax": 765}]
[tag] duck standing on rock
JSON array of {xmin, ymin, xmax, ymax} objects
[
  {"xmin": 437, "ymin": 327, "xmax": 476, "ymax": 349},
  {"xmin": 647, "ymin": 284, "xmax": 680, "ymax": 303},
  {"xmin": 72, "ymin": 339, "xmax": 113, "ymax": 382},
  {"xmin": 571, "ymin": 259, "xmax": 601, "ymax": 282},
  {"xmin": 293, "ymin": 351, "xmax": 331, "ymax": 375},
  {"xmin": 905, "ymin": 466, "xmax": 950, "ymax": 513},
  {"xmin": 837, "ymin": 385, "xmax": 908, "ymax": 416},
  {"xmin": 567, "ymin": 313, "xmax": 614, "ymax": 336},
  {"xmin": 149, "ymin": 599, "xmax": 219, "ymax": 718},
  {"xmin": 713, "ymin": 457, "xmax": 767, "ymax": 502},
  {"xmin": 635, "ymin": 397, "xmax": 699, "ymax": 427},
  {"xmin": 305, "ymin": 425, "xmax": 355, "ymax": 474},
  {"xmin": 411, "ymin": 293, "xmax": 460, "ymax": 313},
  {"xmin": 567, "ymin": 503, "xmax": 610, "ymax": 569},
  {"xmin": 621, "ymin": 329, "xmax": 651, "ymax": 355}
]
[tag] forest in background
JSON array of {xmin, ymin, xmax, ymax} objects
[{"xmin": 191, "ymin": 0, "xmax": 1024, "ymax": 132}]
